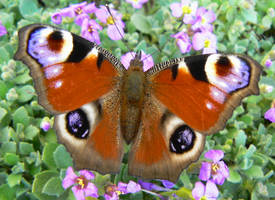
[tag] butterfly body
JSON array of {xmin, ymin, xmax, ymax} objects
[
  {"xmin": 120, "ymin": 54, "xmax": 147, "ymax": 143},
  {"xmin": 14, "ymin": 24, "xmax": 262, "ymax": 182}
]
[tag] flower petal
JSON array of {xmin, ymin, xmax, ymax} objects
[
  {"xmin": 84, "ymin": 182, "xmax": 98, "ymax": 197},
  {"xmin": 192, "ymin": 181, "xmax": 205, "ymax": 200},
  {"xmin": 199, "ymin": 162, "xmax": 212, "ymax": 181},
  {"xmin": 127, "ymin": 181, "xmax": 141, "ymax": 193},
  {"xmin": 62, "ymin": 167, "xmax": 78, "ymax": 189},
  {"xmin": 170, "ymin": 3, "xmax": 182, "ymax": 18},
  {"xmin": 192, "ymin": 32, "xmax": 204, "ymax": 50},
  {"xmin": 264, "ymin": 107, "xmax": 275, "ymax": 122},
  {"xmin": 79, "ymin": 170, "xmax": 95, "ymax": 180},
  {"xmin": 161, "ymin": 180, "xmax": 175, "ymax": 189},
  {"xmin": 205, "ymin": 180, "xmax": 219, "ymax": 199},
  {"xmin": 205, "ymin": 149, "xmax": 224, "ymax": 163},
  {"xmin": 107, "ymin": 25, "xmax": 124, "ymax": 40},
  {"xmin": 51, "ymin": 13, "xmax": 62, "ymax": 24},
  {"xmin": 72, "ymin": 186, "xmax": 85, "ymax": 200}
]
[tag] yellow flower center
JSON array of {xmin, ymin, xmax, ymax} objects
[
  {"xmin": 107, "ymin": 16, "xmax": 115, "ymax": 25},
  {"xmin": 201, "ymin": 16, "xmax": 206, "ymax": 24},
  {"xmin": 182, "ymin": 5, "xmax": 192, "ymax": 14},
  {"xmin": 204, "ymin": 39, "xmax": 211, "ymax": 48},
  {"xmin": 76, "ymin": 177, "xmax": 85, "ymax": 189},
  {"xmin": 75, "ymin": 7, "xmax": 83, "ymax": 15},
  {"xmin": 211, "ymin": 163, "xmax": 220, "ymax": 174},
  {"xmin": 88, "ymin": 25, "xmax": 94, "ymax": 33},
  {"xmin": 200, "ymin": 196, "xmax": 207, "ymax": 200}
]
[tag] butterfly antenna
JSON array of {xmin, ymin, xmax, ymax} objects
[{"xmin": 105, "ymin": 4, "xmax": 135, "ymax": 59}]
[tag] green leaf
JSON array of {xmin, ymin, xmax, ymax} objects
[
  {"xmin": 241, "ymin": 9, "xmax": 257, "ymax": 24},
  {"xmin": 42, "ymin": 143, "xmax": 59, "ymax": 169},
  {"xmin": 235, "ymin": 130, "xmax": 247, "ymax": 146},
  {"xmin": 25, "ymin": 125, "xmax": 39, "ymax": 140},
  {"xmin": 0, "ymin": 107, "xmax": 7, "ymax": 122},
  {"xmin": 0, "ymin": 47, "xmax": 9, "ymax": 64},
  {"xmin": 17, "ymin": 85, "xmax": 35, "ymax": 103},
  {"xmin": 0, "ymin": 80, "xmax": 9, "ymax": 99},
  {"xmin": 228, "ymin": 168, "xmax": 241, "ymax": 183},
  {"xmin": 19, "ymin": 142, "xmax": 34, "ymax": 155},
  {"xmin": 42, "ymin": 177, "xmax": 64, "ymax": 197},
  {"xmin": 4, "ymin": 153, "xmax": 19, "ymax": 165},
  {"xmin": 7, "ymin": 174, "xmax": 22, "ymax": 187},
  {"xmin": 1, "ymin": 142, "xmax": 17, "ymax": 153},
  {"xmin": 53, "ymin": 145, "xmax": 73, "ymax": 169},
  {"xmin": 0, "ymin": 184, "xmax": 16, "ymax": 200},
  {"xmin": 13, "ymin": 106, "xmax": 30, "ymax": 127},
  {"xmin": 131, "ymin": 13, "xmax": 151, "ymax": 34},
  {"xmin": 33, "ymin": 171, "xmax": 59, "ymax": 200},
  {"xmin": 19, "ymin": 0, "xmax": 39, "ymax": 18},
  {"xmin": 244, "ymin": 165, "xmax": 264, "ymax": 179},
  {"xmin": 14, "ymin": 71, "xmax": 32, "ymax": 84}
]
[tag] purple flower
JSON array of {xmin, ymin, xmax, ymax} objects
[
  {"xmin": 40, "ymin": 117, "xmax": 51, "ymax": 131},
  {"xmin": 192, "ymin": 31, "xmax": 217, "ymax": 54},
  {"xmin": 171, "ymin": 31, "xmax": 192, "ymax": 53},
  {"xmin": 199, "ymin": 150, "xmax": 229, "ymax": 185},
  {"xmin": 264, "ymin": 107, "xmax": 275, "ymax": 122},
  {"xmin": 62, "ymin": 167, "xmax": 98, "ymax": 200},
  {"xmin": 51, "ymin": 2, "xmax": 97, "ymax": 25},
  {"xmin": 138, "ymin": 180, "xmax": 171, "ymax": 192},
  {"xmin": 104, "ymin": 181, "xmax": 141, "ymax": 200},
  {"xmin": 191, "ymin": 7, "xmax": 216, "ymax": 32},
  {"xmin": 161, "ymin": 180, "xmax": 175, "ymax": 189},
  {"xmin": 121, "ymin": 51, "xmax": 154, "ymax": 71},
  {"xmin": 192, "ymin": 181, "xmax": 219, "ymax": 200},
  {"xmin": 170, "ymin": 0, "xmax": 198, "ymax": 24},
  {"xmin": 0, "ymin": 21, "xmax": 7, "ymax": 36},
  {"xmin": 81, "ymin": 18, "xmax": 102, "ymax": 44},
  {"xmin": 265, "ymin": 59, "xmax": 272, "ymax": 68},
  {"xmin": 126, "ymin": 0, "xmax": 148, "ymax": 9},
  {"xmin": 95, "ymin": 6, "xmax": 125, "ymax": 40}
]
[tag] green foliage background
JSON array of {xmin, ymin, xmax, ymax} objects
[{"xmin": 0, "ymin": 0, "xmax": 274, "ymax": 199}]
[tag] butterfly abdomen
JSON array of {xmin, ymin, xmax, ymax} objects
[{"xmin": 120, "ymin": 67, "xmax": 146, "ymax": 143}]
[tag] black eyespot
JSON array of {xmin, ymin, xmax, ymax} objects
[
  {"xmin": 169, "ymin": 125, "xmax": 195, "ymax": 154},
  {"xmin": 66, "ymin": 109, "xmax": 90, "ymax": 139}
]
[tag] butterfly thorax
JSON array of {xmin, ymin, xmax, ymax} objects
[{"xmin": 120, "ymin": 60, "xmax": 146, "ymax": 144}]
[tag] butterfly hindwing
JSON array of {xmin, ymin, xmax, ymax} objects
[
  {"xmin": 147, "ymin": 54, "xmax": 262, "ymax": 134},
  {"xmin": 55, "ymin": 93, "xmax": 124, "ymax": 174},
  {"xmin": 14, "ymin": 24, "xmax": 125, "ymax": 114},
  {"xmin": 128, "ymin": 95, "xmax": 205, "ymax": 182}
]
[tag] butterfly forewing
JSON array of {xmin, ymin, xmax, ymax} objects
[
  {"xmin": 14, "ymin": 24, "xmax": 124, "ymax": 114},
  {"xmin": 147, "ymin": 54, "xmax": 262, "ymax": 134}
]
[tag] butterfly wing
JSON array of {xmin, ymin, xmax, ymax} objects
[
  {"xmin": 14, "ymin": 24, "xmax": 125, "ymax": 173},
  {"xmin": 146, "ymin": 54, "xmax": 262, "ymax": 134},
  {"xmin": 128, "ymin": 95, "xmax": 205, "ymax": 182},
  {"xmin": 14, "ymin": 24, "xmax": 125, "ymax": 114},
  {"xmin": 55, "ymin": 95, "xmax": 124, "ymax": 174}
]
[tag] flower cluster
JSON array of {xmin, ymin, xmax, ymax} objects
[
  {"xmin": 62, "ymin": 167, "xmax": 142, "ymax": 200},
  {"xmin": 51, "ymin": 2, "xmax": 125, "ymax": 44},
  {"xmin": 170, "ymin": 0, "xmax": 217, "ymax": 54},
  {"xmin": 104, "ymin": 180, "xmax": 141, "ymax": 200},
  {"xmin": 192, "ymin": 149, "xmax": 229, "ymax": 200}
]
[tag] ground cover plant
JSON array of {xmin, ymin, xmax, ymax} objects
[{"xmin": 0, "ymin": 0, "xmax": 274, "ymax": 199}]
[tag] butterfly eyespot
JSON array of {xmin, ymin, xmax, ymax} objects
[
  {"xmin": 169, "ymin": 125, "xmax": 196, "ymax": 154},
  {"xmin": 65, "ymin": 109, "xmax": 90, "ymax": 139}
]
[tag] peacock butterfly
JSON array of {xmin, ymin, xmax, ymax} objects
[{"xmin": 14, "ymin": 24, "xmax": 262, "ymax": 182}]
